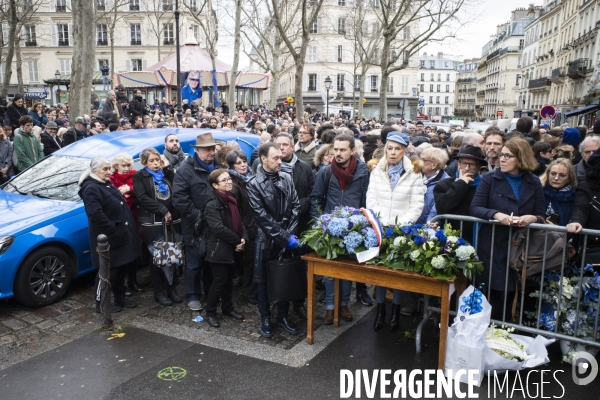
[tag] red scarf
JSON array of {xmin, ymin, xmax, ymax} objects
[
  {"xmin": 330, "ymin": 156, "xmax": 357, "ymax": 190},
  {"xmin": 110, "ymin": 170, "xmax": 137, "ymax": 207},
  {"xmin": 215, "ymin": 190, "xmax": 243, "ymax": 237}
]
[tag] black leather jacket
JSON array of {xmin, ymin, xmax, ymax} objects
[{"xmin": 247, "ymin": 165, "xmax": 300, "ymax": 283}]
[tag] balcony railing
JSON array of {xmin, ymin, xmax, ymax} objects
[
  {"xmin": 58, "ymin": 39, "xmax": 69, "ymax": 46},
  {"xmin": 528, "ymin": 77, "xmax": 550, "ymax": 89},
  {"xmin": 25, "ymin": 36, "xmax": 37, "ymax": 46},
  {"xmin": 457, "ymin": 78, "xmax": 475, "ymax": 83},
  {"xmin": 567, "ymin": 58, "xmax": 589, "ymax": 79},
  {"xmin": 163, "ymin": 39, "xmax": 174, "ymax": 45},
  {"xmin": 550, "ymin": 67, "xmax": 565, "ymax": 81},
  {"xmin": 131, "ymin": 39, "xmax": 141, "ymax": 46},
  {"xmin": 56, "ymin": 5, "xmax": 67, "ymax": 11},
  {"xmin": 477, "ymin": 90, "xmax": 485, "ymax": 96},
  {"xmin": 97, "ymin": 39, "xmax": 108, "ymax": 46}
]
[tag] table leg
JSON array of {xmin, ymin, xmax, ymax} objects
[
  {"xmin": 438, "ymin": 286, "xmax": 450, "ymax": 371},
  {"xmin": 306, "ymin": 261, "xmax": 315, "ymax": 345},
  {"xmin": 333, "ymin": 278, "xmax": 340, "ymax": 327}
]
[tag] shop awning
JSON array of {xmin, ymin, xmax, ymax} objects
[{"xmin": 565, "ymin": 104, "xmax": 600, "ymax": 117}]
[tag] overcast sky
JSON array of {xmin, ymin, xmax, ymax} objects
[{"xmin": 216, "ymin": 0, "xmax": 538, "ymax": 67}]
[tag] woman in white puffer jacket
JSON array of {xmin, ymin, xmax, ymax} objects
[{"xmin": 366, "ymin": 132, "xmax": 425, "ymax": 332}]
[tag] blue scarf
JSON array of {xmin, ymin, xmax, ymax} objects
[
  {"xmin": 503, "ymin": 171, "xmax": 525, "ymax": 201},
  {"xmin": 455, "ymin": 170, "xmax": 481, "ymax": 188},
  {"xmin": 145, "ymin": 167, "xmax": 169, "ymax": 195},
  {"xmin": 228, "ymin": 168, "xmax": 253, "ymax": 183},
  {"xmin": 195, "ymin": 153, "xmax": 214, "ymax": 172},
  {"xmin": 387, "ymin": 161, "xmax": 404, "ymax": 189}
]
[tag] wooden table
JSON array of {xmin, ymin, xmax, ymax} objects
[{"xmin": 302, "ymin": 252, "xmax": 454, "ymax": 371}]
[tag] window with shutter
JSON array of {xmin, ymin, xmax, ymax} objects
[
  {"xmin": 25, "ymin": 25, "xmax": 36, "ymax": 46},
  {"xmin": 59, "ymin": 59, "xmax": 71, "ymax": 75},
  {"xmin": 307, "ymin": 46, "xmax": 317, "ymax": 63},
  {"xmin": 131, "ymin": 59, "xmax": 143, "ymax": 71},
  {"xmin": 337, "ymin": 45, "xmax": 343, "ymax": 63},
  {"xmin": 56, "ymin": 0, "xmax": 67, "ymax": 12},
  {"xmin": 338, "ymin": 18, "xmax": 345, "ymax": 35},
  {"xmin": 130, "ymin": 24, "xmax": 141, "ymax": 45},
  {"xmin": 57, "ymin": 24, "xmax": 69, "ymax": 46},
  {"xmin": 370, "ymin": 75, "xmax": 378, "ymax": 92},
  {"xmin": 310, "ymin": 19, "xmax": 318, "ymax": 34},
  {"xmin": 401, "ymin": 76, "xmax": 409, "ymax": 93},
  {"xmin": 337, "ymin": 74, "xmax": 345, "ymax": 91},
  {"xmin": 302, "ymin": 74, "xmax": 308, "ymax": 92},
  {"xmin": 163, "ymin": 23, "xmax": 174, "ymax": 44},
  {"xmin": 354, "ymin": 75, "xmax": 360, "ymax": 91},
  {"xmin": 308, "ymin": 74, "xmax": 317, "ymax": 91},
  {"xmin": 129, "ymin": 0, "xmax": 140, "ymax": 11},
  {"xmin": 126, "ymin": 60, "xmax": 132, "ymax": 71},
  {"xmin": 387, "ymin": 77, "xmax": 394, "ymax": 93},
  {"xmin": 97, "ymin": 24, "xmax": 108, "ymax": 46},
  {"xmin": 27, "ymin": 60, "xmax": 39, "ymax": 82}
]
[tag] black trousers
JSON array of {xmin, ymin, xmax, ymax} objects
[
  {"xmin": 205, "ymin": 262, "xmax": 236, "ymax": 317},
  {"xmin": 95, "ymin": 262, "xmax": 130, "ymax": 299},
  {"xmin": 242, "ymin": 240, "xmax": 258, "ymax": 301}
]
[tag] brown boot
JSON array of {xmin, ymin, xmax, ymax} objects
[
  {"xmin": 340, "ymin": 305, "xmax": 353, "ymax": 322},
  {"xmin": 323, "ymin": 310, "xmax": 334, "ymax": 325}
]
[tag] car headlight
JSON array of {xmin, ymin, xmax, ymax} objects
[{"xmin": 0, "ymin": 236, "xmax": 15, "ymax": 256}]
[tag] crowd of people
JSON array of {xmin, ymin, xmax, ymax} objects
[{"xmin": 2, "ymin": 87, "xmax": 600, "ymax": 336}]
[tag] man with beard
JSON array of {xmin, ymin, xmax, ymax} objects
[
  {"xmin": 484, "ymin": 128, "xmax": 505, "ymax": 171},
  {"xmin": 310, "ymin": 133, "xmax": 371, "ymax": 322},
  {"xmin": 163, "ymin": 133, "xmax": 188, "ymax": 172},
  {"xmin": 116, "ymin": 85, "xmax": 129, "ymax": 117}
]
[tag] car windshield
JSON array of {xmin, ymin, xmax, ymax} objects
[{"xmin": 2, "ymin": 156, "xmax": 90, "ymax": 201}]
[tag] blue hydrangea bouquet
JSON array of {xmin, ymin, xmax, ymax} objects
[
  {"xmin": 301, "ymin": 206, "xmax": 381, "ymax": 260},
  {"xmin": 374, "ymin": 221, "xmax": 483, "ymax": 280}
]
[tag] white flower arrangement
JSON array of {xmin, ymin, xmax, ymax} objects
[
  {"xmin": 431, "ymin": 255, "xmax": 446, "ymax": 270},
  {"xmin": 485, "ymin": 324, "xmax": 531, "ymax": 362}
]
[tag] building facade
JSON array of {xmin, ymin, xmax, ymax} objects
[
  {"xmin": 417, "ymin": 52, "xmax": 456, "ymax": 121},
  {"xmin": 454, "ymin": 58, "xmax": 479, "ymax": 123},
  {"xmin": 0, "ymin": 0, "xmax": 207, "ymax": 106},
  {"xmin": 271, "ymin": 0, "xmax": 420, "ymax": 119}
]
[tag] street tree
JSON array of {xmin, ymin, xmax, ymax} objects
[
  {"xmin": 70, "ymin": 0, "xmax": 96, "ymax": 119},
  {"xmin": 95, "ymin": 0, "xmax": 132, "ymax": 82},
  {"xmin": 226, "ymin": 0, "xmax": 241, "ymax": 118},
  {"xmin": 143, "ymin": 0, "xmax": 175, "ymax": 62},
  {"xmin": 239, "ymin": 0, "xmax": 298, "ymax": 111},
  {"xmin": 374, "ymin": 0, "xmax": 466, "ymax": 120},
  {"xmin": 270, "ymin": 0, "xmax": 325, "ymax": 117}
]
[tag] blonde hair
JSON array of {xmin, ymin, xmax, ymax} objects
[
  {"xmin": 541, "ymin": 158, "xmax": 577, "ymax": 187},
  {"xmin": 111, "ymin": 152, "xmax": 134, "ymax": 172},
  {"xmin": 57, "ymin": 127, "xmax": 67, "ymax": 139},
  {"xmin": 314, "ymin": 144, "xmax": 332, "ymax": 166},
  {"xmin": 420, "ymin": 147, "xmax": 449, "ymax": 169}
]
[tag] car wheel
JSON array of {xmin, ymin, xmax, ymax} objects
[{"xmin": 14, "ymin": 247, "xmax": 73, "ymax": 307}]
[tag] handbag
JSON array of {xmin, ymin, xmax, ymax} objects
[
  {"xmin": 152, "ymin": 220, "xmax": 185, "ymax": 285},
  {"xmin": 267, "ymin": 251, "xmax": 307, "ymax": 304}
]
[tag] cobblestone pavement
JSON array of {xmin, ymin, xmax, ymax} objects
[{"xmin": 0, "ymin": 266, "xmax": 371, "ymax": 370}]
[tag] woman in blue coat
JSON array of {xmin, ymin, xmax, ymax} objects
[
  {"xmin": 28, "ymin": 102, "xmax": 48, "ymax": 128},
  {"xmin": 470, "ymin": 138, "xmax": 546, "ymax": 321}
]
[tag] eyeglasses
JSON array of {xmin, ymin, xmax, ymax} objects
[
  {"xmin": 420, "ymin": 158, "xmax": 432, "ymax": 163},
  {"xmin": 549, "ymin": 172, "xmax": 568, "ymax": 179},
  {"xmin": 458, "ymin": 160, "xmax": 479, "ymax": 168},
  {"xmin": 498, "ymin": 153, "xmax": 516, "ymax": 160},
  {"xmin": 218, "ymin": 177, "xmax": 232, "ymax": 183}
]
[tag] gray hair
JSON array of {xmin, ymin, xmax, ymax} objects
[
  {"xmin": 79, "ymin": 156, "xmax": 110, "ymax": 185},
  {"xmin": 462, "ymin": 132, "xmax": 483, "ymax": 146},
  {"xmin": 579, "ymin": 135, "xmax": 600, "ymax": 153},
  {"xmin": 107, "ymin": 90, "xmax": 115, "ymax": 96}
]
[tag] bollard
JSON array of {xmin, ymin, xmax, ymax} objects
[{"xmin": 97, "ymin": 234, "xmax": 113, "ymax": 329}]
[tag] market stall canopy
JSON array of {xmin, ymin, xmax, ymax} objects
[{"xmin": 113, "ymin": 27, "xmax": 270, "ymax": 90}]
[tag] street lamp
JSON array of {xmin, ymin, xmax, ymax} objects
[
  {"xmin": 174, "ymin": 0, "xmax": 183, "ymax": 123},
  {"xmin": 324, "ymin": 75, "xmax": 332, "ymax": 118},
  {"xmin": 55, "ymin": 70, "xmax": 61, "ymax": 105}
]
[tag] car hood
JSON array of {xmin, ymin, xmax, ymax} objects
[{"xmin": 0, "ymin": 190, "xmax": 83, "ymax": 236}]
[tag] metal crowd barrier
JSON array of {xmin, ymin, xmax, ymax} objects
[{"xmin": 414, "ymin": 214, "xmax": 600, "ymax": 352}]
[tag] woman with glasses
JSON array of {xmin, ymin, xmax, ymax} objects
[
  {"xmin": 470, "ymin": 138, "xmax": 546, "ymax": 321},
  {"xmin": 541, "ymin": 159, "xmax": 576, "ymax": 226},
  {"xmin": 226, "ymin": 150, "xmax": 257, "ymax": 304},
  {"xmin": 28, "ymin": 102, "xmax": 48, "ymax": 129},
  {"xmin": 202, "ymin": 168, "xmax": 247, "ymax": 327},
  {"xmin": 313, "ymin": 144, "xmax": 334, "ymax": 174},
  {"xmin": 416, "ymin": 147, "xmax": 449, "ymax": 225}
]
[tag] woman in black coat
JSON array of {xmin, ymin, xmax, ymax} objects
[
  {"xmin": 203, "ymin": 168, "xmax": 248, "ymax": 328},
  {"xmin": 567, "ymin": 148, "xmax": 600, "ymax": 265},
  {"xmin": 6, "ymin": 94, "xmax": 28, "ymax": 131},
  {"xmin": 133, "ymin": 148, "xmax": 183, "ymax": 306},
  {"xmin": 225, "ymin": 150, "xmax": 257, "ymax": 304},
  {"xmin": 78, "ymin": 156, "xmax": 140, "ymax": 312},
  {"xmin": 470, "ymin": 138, "xmax": 546, "ymax": 321}
]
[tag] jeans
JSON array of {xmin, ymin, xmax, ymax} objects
[
  {"xmin": 376, "ymin": 287, "xmax": 401, "ymax": 305},
  {"xmin": 323, "ymin": 277, "xmax": 351, "ymax": 310},
  {"xmin": 183, "ymin": 245, "xmax": 212, "ymax": 302},
  {"xmin": 257, "ymin": 282, "xmax": 289, "ymax": 320},
  {"xmin": 102, "ymin": 75, "xmax": 109, "ymax": 90},
  {"xmin": 205, "ymin": 263, "xmax": 236, "ymax": 317}
]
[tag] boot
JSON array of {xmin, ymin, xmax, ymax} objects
[
  {"xmin": 155, "ymin": 292, "xmax": 173, "ymax": 306},
  {"xmin": 323, "ymin": 310, "xmax": 334, "ymax": 325},
  {"xmin": 114, "ymin": 293, "xmax": 137, "ymax": 308},
  {"xmin": 373, "ymin": 303, "xmax": 386, "ymax": 331},
  {"xmin": 389, "ymin": 304, "xmax": 401, "ymax": 331},
  {"xmin": 167, "ymin": 286, "xmax": 182, "ymax": 303}
]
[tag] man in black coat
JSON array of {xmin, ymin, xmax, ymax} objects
[
  {"xmin": 78, "ymin": 157, "xmax": 140, "ymax": 312},
  {"xmin": 100, "ymin": 91, "xmax": 124, "ymax": 124},
  {"xmin": 129, "ymin": 89, "xmax": 146, "ymax": 120},
  {"xmin": 247, "ymin": 142, "xmax": 301, "ymax": 338},
  {"xmin": 40, "ymin": 121, "xmax": 62, "ymax": 156},
  {"xmin": 172, "ymin": 132, "xmax": 224, "ymax": 311}
]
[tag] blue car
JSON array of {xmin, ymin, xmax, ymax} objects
[{"xmin": 0, "ymin": 129, "xmax": 259, "ymax": 307}]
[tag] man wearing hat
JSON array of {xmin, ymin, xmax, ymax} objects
[
  {"xmin": 562, "ymin": 127, "xmax": 583, "ymax": 163},
  {"xmin": 434, "ymin": 145, "xmax": 487, "ymax": 243},
  {"xmin": 173, "ymin": 132, "xmax": 224, "ymax": 311},
  {"xmin": 40, "ymin": 121, "xmax": 61, "ymax": 156},
  {"xmin": 120, "ymin": 118, "xmax": 131, "ymax": 130},
  {"xmin": 63, "ymin": 117, "xmax": 88, "ymax": 146}
]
